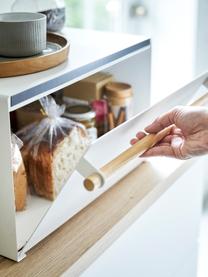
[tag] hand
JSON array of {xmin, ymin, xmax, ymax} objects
[{"xmin": 130, "ymin": 106, "xmax": 208, "ymax": 159}]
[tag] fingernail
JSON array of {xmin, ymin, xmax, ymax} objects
[
  {"xmin": 130, "ymin": 139, "xmax": 136, "ymax": 145},
  {"xmin": 144, "ymin": 125, "xmax": 151, "ymax": 132},
  {"xmin": 172, "ymin": 137, "xmax": 183, "ymax": 148}
]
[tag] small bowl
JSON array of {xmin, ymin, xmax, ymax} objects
[{"xmin": 0, "ymin": 12, "xmax": 46, "ymax": 58}]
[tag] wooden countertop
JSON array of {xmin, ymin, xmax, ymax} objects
[{"xmin": 0, "ymin": 158, "xmax": 195, "ymax": 277}]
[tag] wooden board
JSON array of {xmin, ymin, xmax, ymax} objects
[
  {"xmin": 0, "ymin": 159, "xmax": 195, "ymax": 277},
  {"xmin": 0, "ymin": 33, "xmax": 70, "ymax": 78}
]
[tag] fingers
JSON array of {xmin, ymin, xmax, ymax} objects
[
  {"xmin": 145, "ymin": 107, "xmax": 182, "ymax": 133},
  {"xmin": 130, "ymin": 138, "xmax": 138, "ymax": 145},
  {"xmin": 160, "ymin": 135, "xmax": 172, "ymax": 143},
  {"xmin": 141, "ymin": 145, "xmax": 175, "ymax": 158},
  {"xmin": 130, "ymin": 131, "xmax": 146, "ymax": 145},
  {"xmin": 130, "ymin": 132, "xmax": 186, "ymax": 159},
  {"xmin": 131, "ymin": 133, "xmax": 175, "ymax": 146},
  {"xmin": 136, "ymin": 131, "xmax": 146, "ymax": 140},
  {"xmin": 141, "ymin": 136, "xmax": 188, "ymax": 159},
  {"xmin": 161, "ymin": 132, "xmax": 183, "ymax": 143},
  {"xmin": 172, "ymin": 127, "xmax": 183, "ymax": 136}
]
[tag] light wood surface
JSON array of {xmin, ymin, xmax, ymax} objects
[
  {"xmin": 0, "ymin": 158, "xmax": 195, "ymax": 277},
  {"xmin": 0, "ymin": 33, "xmax": 70, "ymax": 78},
  {"xmin": 84, "ymin": 93, "xmax": 208, "ymax": 191}
]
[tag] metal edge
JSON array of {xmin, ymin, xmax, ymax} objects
[{"xmin": 11, "ymin": 39, "xmax": 150, "ymax": 107}]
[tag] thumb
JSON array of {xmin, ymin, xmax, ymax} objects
[
  {"xmin": 171, "ymin": 136, "xmax": 187, "ymax": 159},
  {"xmin": 171, "ymin": 136, "xmax": 183, "ymax": 149}
]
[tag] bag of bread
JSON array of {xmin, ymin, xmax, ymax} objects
[
  {"xmin": 18, "ymin": 96, "xmax": 89, "ymax": 201},
  {"xmin": 11, "ymin": 134, "xmax": 27, "ymax": 211}
]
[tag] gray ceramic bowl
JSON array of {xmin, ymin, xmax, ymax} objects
[{"xmin": 0, "ymin": 12, "xmax": 46, "ymax": 57}]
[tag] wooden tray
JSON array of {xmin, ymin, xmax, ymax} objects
[{"xmin": 0, "ymin": 33, "xmax": 70, "ymax": 78}]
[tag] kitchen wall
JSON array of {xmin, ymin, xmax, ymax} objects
[
  {"xmin": 120, "ymin": 0, "xmax": 208, "ymax": 103},
  {"xmin": 65, "ymin": 0, "xmax": 208, "ymax": 102}
]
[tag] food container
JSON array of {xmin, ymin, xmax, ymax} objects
[
  {"xmin": 104, "ymin": 82, "xmax": 133, "ymax": 129},
  {"xmin": 0, "ymin": 12, "xmax": 46, "ymax": 57},
  {"xmin": 91, "ymin": 100, "xmax": 108, "ymax": 137},
  {"xmin": 64, "ymin": 104, "xmax": 97, "ymax": 143},
  {"xmin": 63, "ymin": 72, "xmax": 114, "ymax": 102}
]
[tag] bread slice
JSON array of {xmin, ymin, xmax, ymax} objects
[
  {"xmin": 11, "ymin": 136, "xmax": 27, "ymax": 211},
  {"xmin": 23, "ymin": 126, "xmax": 88, "ymax": 200},
  {"xmin": 13, "ymin": 161, "xmax": 27, "ymax": 211}
]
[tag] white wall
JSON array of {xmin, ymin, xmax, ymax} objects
[
  {"xmin": 123, "ymin": 0, "xmax": 201, "ymax": 102},
  {"xmin": 195, "ymin": 0, "xmax": 208, "ymax": 76}
]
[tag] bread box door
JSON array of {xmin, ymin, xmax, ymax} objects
[{"xmin": 17, "ymin": 71, "xmax": 208, "ymax": 261}]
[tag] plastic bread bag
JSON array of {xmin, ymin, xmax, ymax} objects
[
  {"xmin": 11, "ymin": 134, "xmax": 27, "ymax": 211},
  {"xmin": 17, "ymin": 96, "xmax": 89, "ymax": 201}
]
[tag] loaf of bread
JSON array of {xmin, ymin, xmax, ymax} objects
[
  {"xmin": 21, "ymin": 125, "xmax": 88, "ymax": 200},
  {"xmin": 11, "ymin": 135, "xmax": 27, "ymax": 211}
]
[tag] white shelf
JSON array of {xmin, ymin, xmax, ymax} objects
[{"xmin": 0, "ymin": 28, "xmax": 150, "ymax": 111}]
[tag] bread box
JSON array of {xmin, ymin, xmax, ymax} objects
[{"xmin": 0, "ymin": 28, "xmax": 207, "ymax": 262}]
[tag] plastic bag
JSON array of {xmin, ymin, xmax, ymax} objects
[
  {"xmin": 18, "ymin": 96, "xmax": 89, "ymax": 201},
  {"xmin": 11, "ymin": 133, "xmax": 23, "ymax": 173},
  {"xmin": 11, "ymin": 134, "xmax": 27, "ymax": 211}
]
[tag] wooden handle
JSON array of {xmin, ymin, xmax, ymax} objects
[{"xmin": 84, "ymin": 93, "xmax": 208, "ymax": 191}]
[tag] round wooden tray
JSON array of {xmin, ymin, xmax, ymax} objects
[{"xmin": 0, "ymin": 33, "xmax": 70, "ymax": 78}]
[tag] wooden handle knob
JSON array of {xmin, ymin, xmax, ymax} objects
[
  {"xmin": 84, "ymin": 93, "xmax": 208, "ymax": 191},
  {"xmin": 84, "ymin": 173, "xmax": 103, "ymax": 191}
]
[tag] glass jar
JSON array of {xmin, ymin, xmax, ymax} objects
[
  {"xmin": 11, "ymin": 0, "xmax": 66, "ymax": 32},
  {"xmin": 104, "ymin": 82, "xmax": 133, "ymax": 130},
  {"xmin": 40, "ymin": 2, "xmax": 66, "ymax": 32},
  {"xmin": 91, "ymin": 100, "xmax": 108, "ymax": 137},
  {"xmin": 64, "ymin": 104, "xmax": 97, "ymax": 143}
]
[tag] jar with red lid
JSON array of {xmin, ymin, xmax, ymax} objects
[{"xmin": 91, "ymin": 99, "xmax": 108, "ymax": 137}]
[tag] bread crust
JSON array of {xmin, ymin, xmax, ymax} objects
[
  {"xmin": 13, "ymin": 162, "xmax": 27, "ymax": 211},
  {"xmin": 29, "ymin": 142, "xmax": 54, "ymax": 200}
]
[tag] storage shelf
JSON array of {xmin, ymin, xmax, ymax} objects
[{"xmin": 0, "ymin": 28, "xmax": 150, "ymax": 111}]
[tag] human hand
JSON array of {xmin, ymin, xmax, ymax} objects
[{"xmin": 130, "ymin": 106, "xmax": 208, "ymax": 159}]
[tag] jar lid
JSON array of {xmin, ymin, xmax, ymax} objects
[
  {"xmin": 108, "ymin": 95, "xmax": 132, "ymax": 106},
  {"xmin": 105, "ymin": 82, "xmax": 133, "ymax": 99},
  {"xmin": 65, "ymin": 105, "xmax": 96, "ymax": 120}
]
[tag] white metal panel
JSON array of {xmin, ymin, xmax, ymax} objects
[
  {"xmin": 107, "ymin": 47, "xmax": 151, "ymax": 115},
  {"xmin": 20, "ymin": 71, "xmax": 208, "ymax": 256},
  {"xmin": 0, "ymin": 96, "xmax": 18, "ymax": 260}
]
